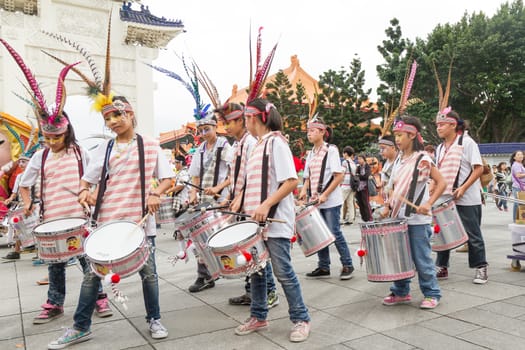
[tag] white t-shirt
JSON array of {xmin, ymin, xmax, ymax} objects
[
  {"xmin": 265, "ymin": 136, "xmax": 298, "ymax": 239},
  {"xmin": 341, "ymin": 158, "xmax": 356, "ymax": 188},
  {"xmin": 454, "ymin": 134, "xmax": 483, "ymax": 206},
  {"xmin": 303, "ymin": 145, "xmax": 343, "ymax": 209}
]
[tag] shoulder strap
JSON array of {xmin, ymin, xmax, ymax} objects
[
  {"xmin": 213, "ymin": 145, "xmax": 224, "ymax": 187},
  {"xmin": 137, "ymin": 134, "xmax": 147, "ymax": 217},
  {"xmin": 261, "ymin": 137, "xmax": 280, "ymax": 219},
  {"xmin": 404, "ymin": 154, "xmax": 425, "ymax": 217},
  {"xmin": 92, "ymin": 139, "xmax": 114, "ymax": 221},
  {"xmin": 452, "ymin": 134, "xmax": 472, "ymax": 190},
  {"xmin": 39, "ymin": 148, "xmax": 50, "ymax": 217},
  {"xmin": 231, "ymin": 143, "xmax": 244, "ymax": 200},
  {"xmin": 199, "ymin": 143, "xmax": 205, "ymax": 189}
]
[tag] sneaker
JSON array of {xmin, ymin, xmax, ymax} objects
[
  {"xmin": 36, "ymin": 277, "xmax": 49, "ymax": 285},
  {"xmin": 306, "ymin": 267, "xmax": 330, "ymax": 278},
  {"xmin": 340, "ymin": 266, "xmax": 354, "ymax": 280},
  {"xmin": 95, "ymin": 296, "xmax": 113, "ymax": 318},
  {"xmin": 473, "ymin": 265, "xmax": 488, "ymax": 284},
  {"xmin": 149, "ymin": 318, "xmax": 168, "ymax": 339},
  {"xmin": 290, "ymin": 321, "xmax": 310, "ymax": 342},
  {"xmin": 48, "ymin": 327, "xmax": 92, "ymax": 349},
  {"xmin": 267, "ymin": 290, "xmax": 280, "ymax": 309},
  {"xmin": 33, "ymin": 302, "xmax": 64, "ymax": 324},
  {"xmin": 420, "ymin": 297, "xmax": 440, "ymax": 309},
  {"xmin": 188, "ymin": 277, "xmax": 215, "ymax": 293},
  {"xmin": 2, "ymin": 251, "xmax": 20, "ymax": 260},
  {"xmin": 456, "ymin": 244, "xmax": 468, "ymax": 253},
  {"xmin": 229, "ymin": 293, "xmax": 251, "ymax": 306},
  {"xmin": 382, "ymin": 293, "xmax": 412, "ymax": 306},
  {"xmin": 436, "ymin": 266, "xmax": 448, "ymax": 280},
  {"xmin": 235, "ymin": 317, "xmax": 268, "ymax": 335},
  {"xmin": 66, "ymin": 257, "xmax": 77, "ymax": 266},
  {"xmin": 33, "ymin": 259, "xmax": 46, "ymax": 266}
]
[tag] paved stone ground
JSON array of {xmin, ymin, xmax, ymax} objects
[{"xmin": 1, "ymin": 201, "xmax": 523, "ymax": 350}]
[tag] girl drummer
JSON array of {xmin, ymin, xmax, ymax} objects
[
  {"xmin": 235, "ymin": 98, "xmax": 311, "ymax": 342},
  {"xmin": 48, "ymin": 96, "xmax": 174, "ymax": 348},
  {"xmin": 380, "ymin": 116, "xmax": 446, "ymax": 309}
]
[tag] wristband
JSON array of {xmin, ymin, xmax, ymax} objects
[{"xmin": 149, "ymin": 192, "xmax": 160, "ymax": 198}]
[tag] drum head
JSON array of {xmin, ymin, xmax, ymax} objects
[
  {"xmin": 208, "ymin": 221, "xmax": 259, "ymax": 248},
  {"xmin": 85, "ymin": 221, "xmax": 145, "ymax": 260},
  {"xmin": 174, "ymin": 202, "xmax": 213, "ymax": 224},
  {"xmin": 434, "ymin": 195, "xmax": 454, "ymax": 208},
  {"xmin": 34, "ymin": 217, "xmax": 87, "ymax": 233}
]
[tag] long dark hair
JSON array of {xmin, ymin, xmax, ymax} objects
[
  {"xmin": 61, "ymin": 111, "xmax": 79, "ymax": 151},
  {"xmin": 247, "ymin": 98, "xmax": 282, "ymax": 131},
  {"xmin": 400, "ymin": 116, "xmax": 424, "ymax": 151}
]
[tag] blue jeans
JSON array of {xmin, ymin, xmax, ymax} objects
[
  {"xmin": 317, "ymin": 205, "xmax": 353, "ymax": 270},
  {"xmin": 250, "ymin": 238, "xmax": 310, "ymax": 322},
  {"xmin": 435, "ymin": 205, "xmax": 487, "ymax": 268},
  {"xmin": 73, "ymin": 237, "xmax": 160, "ymax": 332},
  {"xmin": 390, "ymin": 224, "xmax": 441, "ymax": 299},
  {"xmin": 48, "ymin": 256, "xmax": 103, "ymax": 306},
  {"xmin": 245, "ymin": 262, "xmax": 276, "ymax": 294}
]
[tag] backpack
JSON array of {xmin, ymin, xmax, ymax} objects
[
  {"xmin": 367, "ymin": 175, "xmax": 378, "ymax": 196},
  {"xmin": 480, "ymin": 157, "xmax": 493, "ymax": 188},
  {"xmin": 345, "ymin": 160, "xmax": 360, "ymax": 192}
]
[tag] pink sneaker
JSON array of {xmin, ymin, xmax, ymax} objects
[
  {"xmin": 382, "ymin": 293, "xmax": 412, "ymax": 306},
  {"xmin": 95, "ymin": 297, "xmax": 113, "ymax": 318},
  {"xmin": 290, "ymin": 321, "xmax": 310, "ymax": 342},
  {"xmin": 235, "ymin": 317, "xmax": 268, "ymax": 335},
  {"xmin": 420, "ymin": 297, "xmax": 440, "ymax": 309},
  {"xmin": 33, "ymin": 301, "xmax": 64, "ymax": 324}
]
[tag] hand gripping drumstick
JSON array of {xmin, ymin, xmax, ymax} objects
[
  {"xmin": 183, "ymin": 181, "xmax": 221, "ymax": 199},
  {"xmin": 392, "ymin": 192, "xmax": 431, "ymax": 216},
  {"xmin": 220, "ymin": 210, "xmax": 286, "ymax": 224}
]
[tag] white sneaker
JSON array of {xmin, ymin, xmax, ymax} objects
[
  {"xmin": 473, "ymin": 266, "xmax": 488, "ymax": 284},
  {"xmin": 149, "ymin": 318, "xmax": 168, "ymax": 339}
]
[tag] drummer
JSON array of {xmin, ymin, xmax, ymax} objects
[
  {"xmin": 48, "ymin": 95, "xmax": 174, "ymax": 348},
  {"xmin": 380, "ymin": 116, "xmax": 446, "ymax": 309},
  {"xmin": 167, "ymin": 155, "xmax": 190, "ymax": 217},
  {"xmin": 217, "ymin": 103, "xmax": 279, "ymax": 308},
  {"xmin": 378, "ymin": 135, "xmax": 398, "ymax": 195},
  {"xmin": 187, "ymin": 113, "xmax": 232, "ymax": 293},
  {"xmin": 299, "ymin": 116, "xmax": 354, "ymax": 280}
]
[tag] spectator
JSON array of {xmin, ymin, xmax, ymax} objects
[{"xmin": 340, "ymin": 146, "xmax": 356, "ymax": 225}]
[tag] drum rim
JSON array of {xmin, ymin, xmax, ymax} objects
[
  {"xmin": 33, "ymin": 216, "xmax": 87, "ymax": 233},
  {"xmin": 207, "ymin": 220, "xmax": 259, "ymax": 248}
]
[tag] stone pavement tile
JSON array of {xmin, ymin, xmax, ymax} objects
[
  {"xmin": 300, "ymin": 278, "xmax": 376, "ymax": 309},
  {"xmin": 502, "ymin": 294, "xmax": 525, "ymax": 307},
  {"xmin": 1, "ymin": 296, "xmax": 20, "ymax": 316},
  {"xmin": 477, "ymin": 300, "xmax": 525, "ymax": 318},
  {"xmin": 419, "ymin": 316, "xmax": 481, "ymax": 336},
  {"xmin": 343, "ymin": 333, "xmax": 416, "ymax": 350},
  {"xmin": 440, "ymin": 279, "xmax": 524, "ymax": 301},
  {"xmin": 0, "ymin": 314, "xmax": 22, "ymax": 340},
  {"xmin": 323, "ymin": 298, "xmax": 439, "ymax": 332},
  {"xmin": 329, "ymin": 274, "xmax": 405, "ymax": 298},
  {"xmin": 214, "ymin": 291, "xmax": 292, "ymax": 323},
  {"xmin": 154, "ymin": 328, "xmax": 282, "ymax": 350},
  {"xmin": 122, "ymin": 346, "xmax": 155, "ymax": 350},
  {"xmin": 26, "ymin": 319, "xmax": 149, "ymax": 350},
  {"xmin": 322, "ymin": 344, "xmax": 353, "ymax": 350},
  {"xmin": 0, "ymin": 337, "xmax": 25, "ymax": 349},
  {"xmin": 129, "ymin": 306, "xmax": 238, "ymax": 341},
  {"xmin": 458, "ymin": 327, "xmax": 525, "ymax": 350},
  {"xmin": 449, "ymin": 307, "xmax": 525, "ymax": 338},
  {"xmin": 383, "ymin": 324, "xmax": 485, "ymax": 350},
  {"xmin": 425, "ymin": 289, "xmax": 488, "ymax": 315}
]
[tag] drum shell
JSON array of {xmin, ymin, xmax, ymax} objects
[
  {"xmin": 360, "ymin": 219, "xmax": 415, "ymax": 282},
  {"xmin": 33, "ymin": 217, "xmax": 88, "ymax": 263},
  {"xmin": 84, "ymin": 220, "xmax": 150, "ymax": 278},
  {"xmin": 156, "ymin": 196, "xmax": 176, "ymax": 224},
  {"xmin": 10, "ymin": 204, "xmax": 40, "ymax": 249},
  {"xmin": 431, "ymin": 196, "xmax": 468, "ymax": 251},
  {"xmin": 185, "ymin": 211, "xmax": 234, "ymax": 280},
  {"xmin": 207, "ymin": 221, "xmax": 269, "ymax": 279},
  {"xmin": 295, "ymin": 205, "xmax": 335, "ymax": 256}
]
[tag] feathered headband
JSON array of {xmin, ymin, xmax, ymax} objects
[
  {"xmin": 41, "ymin": 13, "xmax": 116, "ymax": 116},
  {"xmin": 0, "ymin": 112, "xmax": 39, "ymax": 161},
  {"xmin": 433, "ymin": 58, "xmax": 456, "ymax": 124},
  {"xmin": 146, "ymin": 56, "xmax": 214, "ymax": 126},
  {"xmin": 0, "ymin": 39, "xmax": 78, "ymax": 135},
  {"xmin": 247, "ymin": 26, "xmax": 278, "ymax": 104}
]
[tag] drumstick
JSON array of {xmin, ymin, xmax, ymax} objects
[
  {"xmin": 393, "ymin": 192, "xmax": 431, "ymax": 216},
  {"xmin": 183, "ymin": 181, "xmax": 221, "ymax": 199},
  {"xmin": 220, "ymin": 210, "xmax": 286, "ymax": 224}
]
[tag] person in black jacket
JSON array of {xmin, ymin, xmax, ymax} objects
[{"xmin": 355, "ymin": 154, "xmax": 373, "ymax": 222}]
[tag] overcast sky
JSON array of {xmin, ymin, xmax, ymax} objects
[{"xmin": 68, "ymin": 0, "xmax": 508, "ymax": 140}]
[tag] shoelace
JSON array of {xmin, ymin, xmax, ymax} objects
[
  {"xmin": 150, "ymin": 319, "xmax": 166, "ymax": 332},
  {"xmin": 58, "ymin": 327, "xmax": 79, "ymax": 342},
  {"xmin": 292, "ymin": 321, "xmax": 307, "ymax": 331}
]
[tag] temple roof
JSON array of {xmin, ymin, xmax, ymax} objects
[{"xmin": 120, "ymin": 2, "xmax": 185, "ymax": 48}]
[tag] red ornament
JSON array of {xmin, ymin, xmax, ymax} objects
[
  {"xmin": 83, "ymin": 231, "xmax": 90, "ymax": 238},
  {"xmin": 111, "ymin": 274, "xmax": 121, "ymax": 284},
  {"xmin": 290, "ymin": 235, "xmax": 297, "ymax": 243},
  {"xmin": 242, "ymin": 251, "xmax": 252, "ymax": 262},
  {"xmin": 12, "ymin": 216, "xmax": 19, "ymax": 224},
  {"xmin": 434, "ymin": 224, "xmax": 440, "ymax": 234},
  {"xmin": 357, "ymin": 249, "xmax": 366, "ymax": 257}
]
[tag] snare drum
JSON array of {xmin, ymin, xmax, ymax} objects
[
  {"xmin": 360, "ymin": 219, "xmax": 415, "ymax": 282},
  {"xmin": 207, "ymin": 221, "xmax": 269, "ymax": 278},
  {"xmin": 10, "ymin": 203, "xmax": 41, "ymax": 249},
  {"xmin": 84, "ymin": 220, "xmax": 150, "ymax": 278},
  {"xmin": 33, "ymin": 217, "xmax": 88, "ymax": 262},
  {"xmin": 295, "ymin": 205, "xmax": 335, "ymax": 257},
  {"xmin": 156, "ymin": 196, "xmax": 176, "ymax": 224},
  {"xmin": 431, "ymin": 195, "xmax": 468, "ymax": 251}
]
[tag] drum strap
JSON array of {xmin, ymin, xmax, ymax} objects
[
  {"xmin": 307, "ymin": 144, "xmax": 334, "ymax": 197},
  {"xmin": 230, "ymin": 143, "xmax": 244, "ymax": 201},
  {"xmin": 92, "ymin": 139, "xmax": 114, "ymax": 222},
  {"xmin": 261, "ymin": 138, "xmax": 280, "ymax": 219},
  {"xmin": 404, "ymin": 154, "xmax": 425, "ymax": 217},
  {"xmin": 199, "ymin": 142, "xmax": 225, "ymax": 190},
  {"xmin": 137, "ymin": 134, "xmax": 147, "ymax": 217}
]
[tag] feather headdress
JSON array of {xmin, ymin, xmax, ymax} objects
[
  {"xmin": 433, "ymin": 58, "xmax": 455, "ymax": 123},
  {"xmin": 381, "ymin": 58, "xmax": 420, "ymax": 136},
  {"xmin": 247, "ymin": 27, "xmax": 278, "ymax": 104},
  {"xmin": 0, "ymin": 39, "xmax": 78, "ymax": 135}
]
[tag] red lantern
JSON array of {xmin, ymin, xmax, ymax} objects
[
  {"xmin": 434, "ymin": 224, "xmax": 440, "ymax": 234},
  {"xmin": 111, "ymin": 273, "xmax": 121, "ymax": 284}
]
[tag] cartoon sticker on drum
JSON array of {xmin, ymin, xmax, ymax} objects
[
  {"xmin": 67, "ymin": 236, "xmax": 81, "ymax": 251},
  {"xmin": 221, "ymin": 255, "xmax": 234, "ymax": 270}
]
